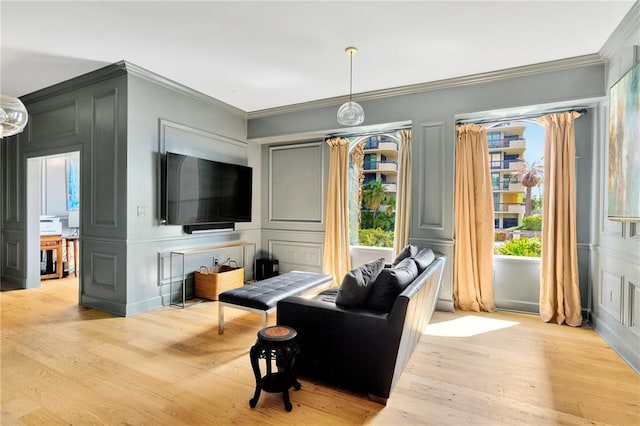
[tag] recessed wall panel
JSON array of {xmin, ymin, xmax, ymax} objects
[
  {"xmin": 417, "ymin": 123, "xmax": 445, "ymax": 231},
  {"xmin": 269, "ymin": 143, "xmax": 323, "ymax": 222},
  {"xmin": 600, "ymin": 269, "xmax": 624, "ymax": 322},
  {"xmin": 92, "ymin": 253, "xmax": 118, "ymax": 290},
  {"xmin": 2, "ymin": 139, "xmax": 20, "ymax": 222},
  {"xmin": 268, "ymin": 240, "xmax": 322, "ymax": 273},
  {"xmin": 630, "ymin": 280, "xmax": 640, "ymax": 338},
  {"xmin": 91, "ymin": 90, "xmax": 118, "ymax": 228},
  {"xmin": 27, "ymin": 99, "xmax": 79, "ymax": 143}
]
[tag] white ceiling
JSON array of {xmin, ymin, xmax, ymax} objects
[{"xmin": 1, "ymin": 1, "xmax": 636, "ymax": 113}]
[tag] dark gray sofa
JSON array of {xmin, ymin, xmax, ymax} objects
[{"xmin": 276, "ymin": 253, "xmax": 446, "ymax": 403}]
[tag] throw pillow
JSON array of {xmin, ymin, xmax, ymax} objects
[
  {"xmin": 392, "ymin": 244, "xmax": 419, "ymax": 266},
  {"xmin": 413, "ymin": 248, "xmax": 435, "ymax": 273},
  {"xmin": 366, "ymin": 258, "xmax": 419, "ymax": 312},
  {"xmin": 335, "ymin": 257, "xmax": 385, "ymax": 308}
]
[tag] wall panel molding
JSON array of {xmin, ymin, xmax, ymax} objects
[
  {"xmin": 2, "ymin": 139, "xmax": 21, "ymax": 223},
  {"xmin": 91, "ymin": 253, "xmax": 118, "ymax": 291},
  {"xmin": 600, "ymin": 268, "xmax": 624, "ymax": 322},
  {"xmin": 629, "ymin": 279, "xmax": 640, "ymax": 338},
  {"xmin": 91, "ymin": 88, "xmax": 119, "ymax": 228},
  {"xmin": 26, "ymin": 99, "xmax": 79, "ymax": 143},
  {"xmin": 268, "ymin": 143, "xmax": 324, "ymax": 224},
  {"xmin": 417, "ymin": 122, "xmax": 445, "ymax": 231},
  {"xmin": 267, "ymin": 239, "xmax": 323, "ymax": 273}
]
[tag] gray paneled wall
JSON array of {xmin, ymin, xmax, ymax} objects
[
  {"xmin": 0, "ymin": 61, "xmax": 256, "ymax": 317},
  {"xmin": 125, "ymin": 68, "xmax": 255, "ymax": 315},
  {"xmin": 1, "ymin": 66, "xmax": 129, "ymax": 315},
  {"xmin": 249, "ymin": 62, "xmax": 603, "ymax": 313},
  {"xmin": 594, "ymin": 4, "xmax": 640, "ymax": 372}
]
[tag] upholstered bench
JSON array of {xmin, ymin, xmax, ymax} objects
[{"xmin": 218, "ymin": 271, "xmax": 332, "ymax": 334}]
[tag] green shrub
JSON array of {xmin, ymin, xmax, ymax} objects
[
  {"xmin": 521, "ymin": 215, "xmax": 542, "ymax": 231},
  {"xmin": 494, "ymin": 237, "xmax": 541, "ymax": 257},
  {"xmin": 358, "ymin": 228, "xmax": 394, "ymax": 248}
]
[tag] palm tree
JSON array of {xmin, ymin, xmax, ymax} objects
[
  {"xmin": 512, "ymin": 159, "xmax": 543, "ymax": 217},
  {"xmin": 362, "ymin": 179, "xmax": 388, "ymax": 227}
]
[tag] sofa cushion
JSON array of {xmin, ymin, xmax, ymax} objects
[
  {"xmin": 413, "ymin": 248, "xmax": 435, "ymax": 273},
  {"xmin": 335, "ymin": 258, "xmax": 385, "ymax": 308},
  {"xmin": 366, "ymin": 258, "xmax": 419, "ymax": 312},
  {"xmin": 392, "ymin": 244, "xmax": 418, "ymax": 266}
]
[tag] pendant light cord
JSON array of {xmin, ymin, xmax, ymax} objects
[{"xmin": 349, "ymin": 51, "xmax": 353, "ymax": 102}]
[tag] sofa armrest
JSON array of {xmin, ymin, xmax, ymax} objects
[{"xmin": 277, "ymin": 295, "xmax": 405, "ymax": 397}]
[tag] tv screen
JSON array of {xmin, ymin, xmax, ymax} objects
[{"xmin": 164, "ymin": 152, "xmax": 252, "ymax": 225}]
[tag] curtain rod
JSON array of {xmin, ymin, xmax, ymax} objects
[
  {"xmin": 456, "ymin": 108, "xmax": 587, "ymax": 126},
  {"xmin": 328, "ymin": 124, "xmax": 412, "ymax": 139}
]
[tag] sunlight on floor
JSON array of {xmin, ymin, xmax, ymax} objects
[{"xmin": 424, "ymin": 315, "xmax": 519, "ymax": 337}]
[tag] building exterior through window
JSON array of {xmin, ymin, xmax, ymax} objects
[{"xmin": 488, "ymin": 123, "xmax": 527, "ymax": 230}]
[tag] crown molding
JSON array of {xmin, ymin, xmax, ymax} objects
[
  {"xmin": 21, "ymin": 62, "xmax": 128, "ymax": 104},
  {"xmin": 248, "ymin": 54, "xmax": 604, "ymax": 119},
  {"xmin": 21, "ymin": 60, "xmax": 247, "ymax": 118},
  {"xmin": 123, "ymin": 61, "xmax": 247, "ymax": 118},
  {"xmin": 600, "ymin": 1, "xmax": 640, "ymax": 59}
]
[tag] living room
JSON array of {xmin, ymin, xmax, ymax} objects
[{"xmin": 1, "ymin": 1, "xmax": 639, "ymax": 423}]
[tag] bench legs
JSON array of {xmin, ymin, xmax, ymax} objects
[
  {"xmin": 218, "ymin": 302, "xmax": 275, "ymax": 335},
  {"xmin": 218, "ymin": 303, "xmax": 225, "ymax": 335}
]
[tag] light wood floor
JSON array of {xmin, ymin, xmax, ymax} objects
[{"xmin": 1, "ymin": 277, "xmax": 638, "ymax": 425}]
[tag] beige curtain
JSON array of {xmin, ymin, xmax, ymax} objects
[
  {"xmin": 393, "ymin": 129, "xmax": 412, "ymax": 257},
  {"xmin": 322, "ymin": 137, "xmax": 352, "ymax": 285},
  {"xmin": 538, "ymin": 112, "xmax": 582, "ymax": 326},
  {"xmin": 454, "ymin": 124, "xmax": 496, "ymax": 312}
]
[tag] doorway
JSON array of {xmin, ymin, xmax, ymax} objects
[{"xmin": 26, "ymin": 151, "xmax": 81, "ymax": 289}]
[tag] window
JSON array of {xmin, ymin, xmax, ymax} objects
[{"xmin": 348, "ymin": 132, "xmax": 401, "ymax": 248}]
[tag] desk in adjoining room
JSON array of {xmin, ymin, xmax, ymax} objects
[{"xmin": 40, "ymin": 234, "xmax": 63, "ymax": 280}]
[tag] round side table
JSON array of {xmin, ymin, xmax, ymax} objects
[{"xmin": 249, "ymin": 325, "xmax": 301, "ymax": 411}]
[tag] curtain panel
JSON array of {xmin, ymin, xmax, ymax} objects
[
  {"xmin": 538, "ymin": 111, "xmax": 583, "ymax": 326},
  {"xmin": 454, "ymin": 124, "xmax": 496, "ymax": 312},
  {"xmin": 322, "ymin": 137, "xmax": 352, "ymax": 285},
  {"xmin": 393, "ymin": 129, "xmax": 413, "ymax": 257}
]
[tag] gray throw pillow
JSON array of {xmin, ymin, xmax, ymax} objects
[
  {"xmin": 335, "ymin": 258, "xmax": 385, "ymax": 308},
  {"xmin": 392, "ymin": 244, "xmax": 419, "ymax": 266},
  {"xmin": 413, "ymin": 248, "xmax": 435, "ymax": 273},
  {"xmin": 366, "ymin": 258, "xmax": 419, "ymax": 312}
]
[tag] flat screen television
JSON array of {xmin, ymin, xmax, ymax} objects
[{"xmin": 162, "ymin": 152, "xmax": 252, "ymax": 228}]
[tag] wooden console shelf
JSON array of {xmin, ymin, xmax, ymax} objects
[{"xmin": 169, "ymin": 241, "xmax": 256, "ymax": 308}]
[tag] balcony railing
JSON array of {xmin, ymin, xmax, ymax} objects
[
  {"xmin": 494, "ymin": 203, "xmax": 525, "ymax": 214},
  {"xmin": 490, "ymin": 160, "xmax": 525, "ymax": 171},
  {"xmin": 492, "ymin": 180, "xmax": 523, "ymax": 191},
  {"xmin": 363, "ymin": 140, "xmax": 398, "ymax": 151},
  {"xmin": 363, "ymin": 160, "xmax": 398, "ymax": 172},
  {"xmin": 488, "ymin": 138, "xmax": 526, "ymax": 149}
]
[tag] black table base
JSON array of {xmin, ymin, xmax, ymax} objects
[{"xmin": 249, "ymin": 325, "xmax": 300, "ymax": 411}]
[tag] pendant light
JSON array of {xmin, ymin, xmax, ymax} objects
[
  {"xmin": 337, "ymin": 46, "xmax": 365, "ymax": 126},
  {"xmin": 0, "ymin": 95, "xmax": 29, "ymax": 138}
]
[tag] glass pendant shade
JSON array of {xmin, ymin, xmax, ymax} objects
[
  {"xmin": 0, "ymin": 95, "xmax": 29, "ymax": 138},
  {"xmin": 337, "ymin": 100, "xmax": 365, "ymax": 126}
]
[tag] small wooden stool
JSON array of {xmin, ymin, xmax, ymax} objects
[{"xmin": 249, "ymin": 325, "xmax": 301, "ymax": 411}]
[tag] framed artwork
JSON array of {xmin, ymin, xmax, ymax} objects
[
  {"xmin": 66, "ymin": 159, "xmax": 80, "ymax": 211},
  {"xmin": 608, "ymin": 61, "xmax": 640, "ymax": 221}
]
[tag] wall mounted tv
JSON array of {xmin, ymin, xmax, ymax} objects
[{"xmin": 162, "ymin": 152, "xmax": 252, "ymax": 232}]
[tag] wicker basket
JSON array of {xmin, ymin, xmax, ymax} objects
[{"xmin": 194, "ymin": 265, "xmax": 244, "ymax": 301}]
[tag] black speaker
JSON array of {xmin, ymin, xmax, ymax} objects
[{"xmin": 255, "ymin": 258, "xmax": 279, "ymax": 281}]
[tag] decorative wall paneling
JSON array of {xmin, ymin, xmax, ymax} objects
[
  {"xmin": 263, "ymin": 142, "xmax": 325, "ymax": 231},
  {"xmin": 0, "ymin": 67, "xmax": 129, "ymax": 315},
  {"xmin": 416, "ymin": 122, "xmax": 447, "ymax": 233},
  {"xmin": 125, "ymin": 71, "xmax": 252, "ymax": 315},
  {"xmin": 261, "ymin": 229, "xmax": 324, "ymax": 274},
  {"xmin": 411, "ymin": 237, "xmax": 455, "ymax": 312}
]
